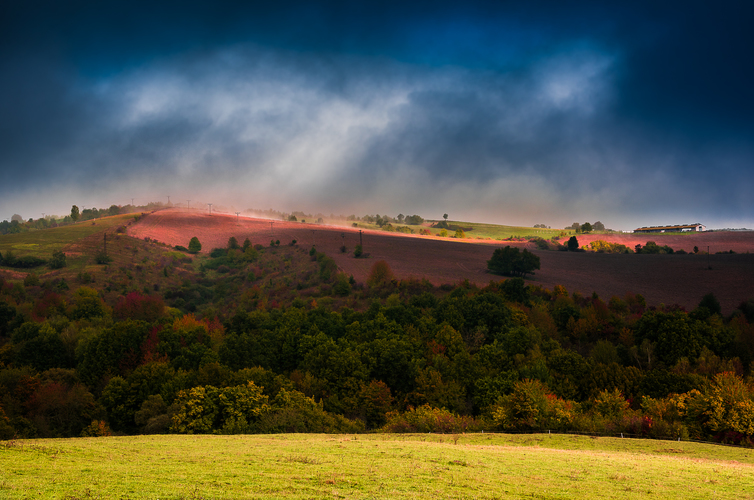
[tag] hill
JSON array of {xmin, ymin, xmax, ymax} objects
[{"xmin": 128, "ymin": 208, "xmax": 754, "ymax": 313}]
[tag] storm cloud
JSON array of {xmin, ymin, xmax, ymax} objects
[{"xmin": 1, "ymin": 1, "xmax": 752, "ymax": 229}]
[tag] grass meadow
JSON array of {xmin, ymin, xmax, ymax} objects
[
  {"xmin": 2, "ymin": 433, "xmax": 753, "ymax": 499},
  {"xmin": 0, "ymin": 214, "xmax": 136, "ymax": 260}
]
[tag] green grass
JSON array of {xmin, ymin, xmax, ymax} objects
[
  {"xmin": 2, "ymin": 433, "xmax": 752, "ymax": 499},
  {"xmin": 0, "ymin": 214, "xmax": 136, "ymax": 259}
]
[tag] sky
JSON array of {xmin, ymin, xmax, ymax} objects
[{"xmin": 1, "ymin": 1, "xmax": 752, "ymax": 231}]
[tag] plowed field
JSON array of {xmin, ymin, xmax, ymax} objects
[{"xmin": 129, "ymin": 208, "xmax": 754, "ymax": 313}]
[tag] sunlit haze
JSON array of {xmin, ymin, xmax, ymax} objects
[{"xmin": 1, "ymin": 1, "xmax": 752, "ymax": 231}]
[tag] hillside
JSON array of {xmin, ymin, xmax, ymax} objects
[
  {"xmin": 2, "ymin": 434, "xmax": 753, "ymax": 499},
  {"xmin": 128, "ymin": 208, "xmax": 754, "ymax": 313}
]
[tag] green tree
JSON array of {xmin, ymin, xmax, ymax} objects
[
  {"xmin": 581, "ymin": 222, "xmax": 592, "ymax": 233},
  {"xmin": 49, "ymin": 250, "xmax": 66, "ymax": 269},
  {"xmin": 567, "ymin": 236, "xmax": 579, "ymax": 252},
  {"xmin": 70, "ymin": 205, "xmax": 80, "ymax": 222},
  {"xmin": 188, "ymin": 237, "xmax": 202, "ymax": 254},
  {"xmin": 443, "ymin": 213, "xmax": 448, "ymax": 221}
]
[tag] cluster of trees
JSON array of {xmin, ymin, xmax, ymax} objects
[
  {"xmin": 487, "ymin": 247, "xmax": 540, "ymax": 278},
  {"xmin": 567, "ymin": 221, "xmax": 606, "ymax": 233},
  {"xmin": 2, "ymin": 231, "xmax": 754, "ymax": 444}
]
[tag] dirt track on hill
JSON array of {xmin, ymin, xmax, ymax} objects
[{"xmin": 129, "ymin": 208, "xmax": 754, "ymax": 314}]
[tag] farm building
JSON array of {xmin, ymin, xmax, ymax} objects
[{"xmin": 634, "ymin": 223, "xmax": 706, "ymax": 233}]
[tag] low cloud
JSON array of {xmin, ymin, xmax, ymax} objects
[{"xmin": 1, "ymin": 42, "xmax": 752, "ymax": 229}]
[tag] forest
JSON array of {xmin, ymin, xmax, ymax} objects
[{"xmin": 1, "ymin": 232, "xmax": 754, "ymax": 445}]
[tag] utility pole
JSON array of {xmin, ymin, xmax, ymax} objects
[
  {"xmin": 167, "ymin": 195, "xmax": 171, "ymax": 205},
  {"xmin": 208, "ymin": 204, "xmax": 212, "ymax": 216},
  {"xmin": 131, "ymin": 198, "xmax": 135, "ymax": 206},
  {"xmin": 359, "ymin": 230, "xmax": 363, "ymax": 247},
  {"xmin": 312, "ymin": 230, "xmax": 316, "ymax": 247},
  {"xmin": 235, "ymin": 212, "xmax": 240, "ymax": 223}
]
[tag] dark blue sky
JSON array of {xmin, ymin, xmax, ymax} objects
[{"xmin": 1, "ymin": 0, "xmax": 752, "ymax": 229}]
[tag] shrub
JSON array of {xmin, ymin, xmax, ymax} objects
[
  {"xmin": 24, "ymin": 273, "xmax": 40, "ymax": 287},
  {"xmin": 454, "ymin": 229, "xmax": 466, "ymax": 238},
  {"xmin": 47, "ymin": 250, "xmax": 66, "ymax": 269},
  {"xmin": 367, "ymin": 260, "xmax": 395, "ymax": 287},
  {"xmin": 94, "ymin": 250, "xmax": 112, "ymax": 265},
  {"xmin": 354, "ymin": 244, "xmax": 363, "ymax": 258},
  {"xmin": 567, "ymin": 236, "xmax": 579, "ymax": 252},
  {"xmin": 491, "ymin": 379, "xmax": 574, "ymax": 431},
  {"xmin": 188, "ymin": 237, "xmax": 202, "ymax": 254},
  {"xmin": 381, "ymin": 404, "xmax": 484, "ymax": 433}
]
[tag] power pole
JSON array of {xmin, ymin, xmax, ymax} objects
[
  {"xmin": 270, "ymin": 222, "xmax": 274, "ymax": 235},
  {"xmin": 208, "ymin": 203, "xmax": 212, "ymax": 216},
  {"xmin": 235, "ymin": 212, "xmax": 240, "ymax": 223},
  {"xmin": 359, "ymin": 230, "xmax": 363, "ymax": 247}
]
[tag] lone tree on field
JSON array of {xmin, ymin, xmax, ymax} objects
[
  {"xmin": 71, "ymin": 205, "xmax": 80, "ymax": 222},
  {"xmin": 188, "ymin": 237, "xmax": 202, "ymax": 254},
  {"xmin": 487, "ymin": 246, "xmax": 540, "ymax": 278},
  {"xmin": 443, "ymin": 213, "xmax": 449, "ymax": 221},
  {"xmin": 567, "ymin": 236, "xmax": 579, "ymax": 252}
]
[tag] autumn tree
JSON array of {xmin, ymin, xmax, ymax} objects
[{"xmin": 70, "ymin": 205, "xmax": 80, "ymax": 222}]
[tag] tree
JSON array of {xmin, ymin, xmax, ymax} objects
[
  {"xmin": 487, "ymin": 246, "xmax": 540, "ymax": 278},
  {"xmin": 443, "ymin": 213, "xmax": 449, "ymax": 221},
  {"xmin": 397, "ymin": 214, "xmax": 404, "ymax": 223},
  {"xmin": 11, "ymin": 214, "xmax": 23, "ymax": 223},
  {"xmin": 188, "ymin": 237, "xmax": 202, "ymax": 254},
  {"xmin": 367, "ymin": 260, "xmax": 395, "ymax": 287},
  {"xmin": 567, "ymin": 236, "xmax": 579, "ymax": 252},
  {"xmin": 227, "ymin": 236, "xmax": 240, "ymax": 250},
  {"xmin": 49, "ymin": 250, "xmax": 66, "ymax": 269},
  {"xmin": 581, "ymin": 222, "xmax": 592, "ymax": 233},
  {"xmin": 70, "ymin": 205, "xmax": 80, "ymax": 222},
  {"xmin": 593, "ymin": 221, "xmax": 605, "ymax": 231}
]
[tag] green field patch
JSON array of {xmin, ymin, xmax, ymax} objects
[
  {"xmin": 0, "ymin": 213, "xmax": 136, "ymax": 260},
  {"xmin": 1, "ymin": 434, "xmax": 752, "ymax": 499}
]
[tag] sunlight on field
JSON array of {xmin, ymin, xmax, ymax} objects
[
  {"xmin": 0, "ymin": 214, "xmax": 136, "ymax": 258},
  {"xmin": 2, "ymin": 434, "xmax": 752, "ymax": 499}
]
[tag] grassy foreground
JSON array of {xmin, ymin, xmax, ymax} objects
[{"xmin": 2, "ymin": 433, "xmax": 753, "ymax": 499}]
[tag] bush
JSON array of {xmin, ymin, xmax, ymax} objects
[
  {"xmin": 381, "ymin": 404, "xmax": 484, "ymax": 433},
  {"xmin": 94, "ymin": 250, "xmax": 112, "ymax": 265},
  {"xmin": 354, "ymin": 244, "xmax": 363, "ymax": 258},
  {"xmin": 188, "ymin": 237, "xmax": 202, "ymax": 254},
  {"xmin": 367, "ymin": 260, "xmax": 395, "ymax": 287},
  {"xmin": 567, "ymin": 236, "xmax": 579, "ymax": 252},
  {"xmin": 491, "ymin": 379, "xmax": 574, "ymax": 431},
  {"xmin": 47, "ymin": 250, "xmax": 65, "ymax": 269}
]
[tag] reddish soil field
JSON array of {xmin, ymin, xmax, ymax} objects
[
  {"xmin": 130, "ymin": 208, "xmax": 754, "ymax": 314},
  {"xmin": 574, "ymin": 232, "xmax": 754, "ymax": 254}
]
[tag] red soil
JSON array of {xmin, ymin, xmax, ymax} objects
[{"xmin": 130, "ymin": 208, "xmax": 754, "ymax": 314}]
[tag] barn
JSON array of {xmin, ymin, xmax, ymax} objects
[{"xmin": 634, "ymin": 223, "xmax": 706, "ymax": 233}]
